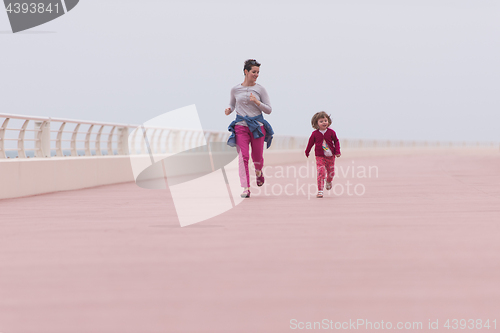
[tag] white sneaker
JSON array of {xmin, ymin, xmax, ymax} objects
[{"xmin": 325, "ymin": 182, "xmax": 332, "ymax": 190}]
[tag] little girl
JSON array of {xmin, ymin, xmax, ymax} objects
[{"xmin": 304, "ymin": 111, "xmax": 341, "ymax": 198}]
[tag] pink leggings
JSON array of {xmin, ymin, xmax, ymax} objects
[
  {"xmin": 316, "ymin": 156, "xmax": 336, "ymax": 191},
  {"xmin": 235, "ymin": 125, "xmax": 266, "ymax": 188}
]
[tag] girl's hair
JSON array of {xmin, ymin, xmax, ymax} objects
[
  {"xmin": 244, "ymin": 59, "xmax": 261, "ymax": 73},
  {"xmin": 311, "ymin": 111, "xmax": 332, "ymax": 129}
]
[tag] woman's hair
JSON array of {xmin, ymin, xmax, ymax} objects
[
  {"xmin": 311, "ymin": 111, "xmax": 332, "ymax": 129},
  {"xmin": 244, "ymin": 59, "xmax": 261, "ymax": 73}
]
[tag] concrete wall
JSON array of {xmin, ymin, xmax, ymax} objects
[
  {"xmin": 0, "ymin": 156, "xmax": 136, "ymax": 200},
  {"xmin": 0, "ymin": 149, "xmax": 307, "ymax": 200}
]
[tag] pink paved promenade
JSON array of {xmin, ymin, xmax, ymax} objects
[{"xmin": 1, "ymin": 148, "xmax": 499, "ymax": 333}]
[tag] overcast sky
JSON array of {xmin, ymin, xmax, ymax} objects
[{"xmin": 1, "ymin": 0, "xmax": 499, "ymax": 142}]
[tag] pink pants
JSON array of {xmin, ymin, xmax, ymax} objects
[
  {"xmin": 316, "ymin": 156, "xmax": 336, "ymax": 191},
  {"xmin": 235, "ymin": 125, "xmax": 266, "ymax": 188}
]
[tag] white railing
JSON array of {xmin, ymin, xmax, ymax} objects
[
  {"xmin": 340, "ymin": 139, "xmax": 499, "ymax": 149},
  {"xmin": 1, "ymin": 113, "xmax": 498, "ymax": 159},
  {"xmin": 0, "ymin": 113, "xmax": 309, "ymax": 159},
  {"xmin": 0, "ymin": 113, "xmax": 130, "ymax": 158},
  {"xmin": 127, "ymin": 126, "xmax": 244, "ymax": 156}
]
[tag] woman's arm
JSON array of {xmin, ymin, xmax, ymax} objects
[
  {"xmin": 253, "ymin": 86, "xmax": 272, "ymax": 114},
  {"xmin": 226, "ymin": 87, "xmax": 236, "ymax": 115}
]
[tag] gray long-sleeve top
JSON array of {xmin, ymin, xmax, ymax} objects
[{"xmin": 228, "ymin": 83, "xmax": 272, "ymax": 126}]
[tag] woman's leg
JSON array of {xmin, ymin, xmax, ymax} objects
[
  {"xmin": 235, "ymin": 125, "xmax": 251, "ymax": 188},
  {"xmin": 250, "ymin": 126, "xmax": 266, "ymax": 172},
  {"xmin": 316, "ymin": 156, "xmax": 326, "ymax": 191}
]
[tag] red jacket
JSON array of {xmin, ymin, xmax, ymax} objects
[{"xmin": 305, "ymin": 128, "xmax": 341, "ymax": 157}]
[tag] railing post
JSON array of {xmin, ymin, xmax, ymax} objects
[
  {"xmin": 85, "ymin": 124, "xmax": 94, "ymax": 156},
  {"xmin": 129, "ymin": 127, "xmax": 139, "ymax": 155},
  {"xmin": 108, "ymin": 126, "xmax": 116, "ymax": 155},
  {"xmin": 173, "ymin": 130, "xmax": 182, "ymax": 153},
  {"xmin": 56, "ymin": 122, "xmax": 66, "ymax": 157},
  {"xmin": 0, "ymin": 118, "xmax": 9, "ymax": 159},
  {"xmin": 205, "ymin": 131, "xmax": 212, "ymax": 144},
  {"xmin": 150, "ymin": 129, "xmax": 158, "ymax": 154},
  {"xmin": 156, "ymin": 129, "xmax": 165, "ymax": 154},
  {"xmin": 18, "ymin": 119, "xmax": 29, "ymax": 158},
  {"xmin": 118, "ymin": 127, "xmax": 129, "ymax": 155},
  {"xmin": 140, "ymin": 127, "xmax": 147, "ymax": 154},
  {"xmin": 71, "ymin": 123, "xmax": 81, "ymax": 156},
  {"xmin": 184, "ymin": 131, "xmax": 193, "ymax": 151},
  {"xmin": 34, "ymin": 120, "xmax": 51, "ymax": 158},
  {"xmin": 164, "ymin": 130, "xmax": 173, "ymax": 153},
  {"xmin": 95, "ymin": 125, "xmax": 104, "ymax": 156}
]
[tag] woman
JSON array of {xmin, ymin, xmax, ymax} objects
[{"xmin": 225, "ymin": 59, "xmax": 274, "ymax": 198}]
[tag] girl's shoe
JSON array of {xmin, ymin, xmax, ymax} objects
[
  {"xmin": 256, "ymin": 170, "xmax": 265, "ymax": 187},
  {"xmin": 325, "ymin": 182, "xmax": 332, "ymax": 190},
  {"xmin": 316, "ymin": 191, "xmax": 323, "ymax": 198},
  {"xmin": 241, "ymin": 189, "xmax": 251, "ymax": 198}
]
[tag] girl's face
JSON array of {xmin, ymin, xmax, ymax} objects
[
  {"xmin": 244, "ymin": 66, "xmax": 260, "ymax": 83},
  {"xmin": 317, "ymin": 117, "xmax": 329, "ymax": 130}
]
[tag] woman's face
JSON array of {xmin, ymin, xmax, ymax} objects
[{"xmin": 245, "ymin": 66, "xmax": 260, "ymax": 82}]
